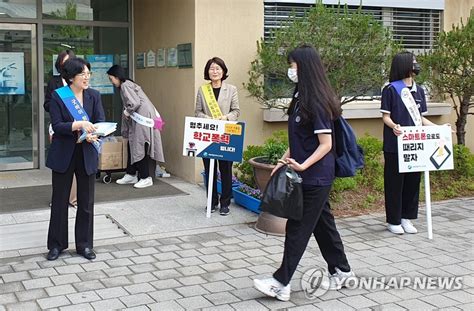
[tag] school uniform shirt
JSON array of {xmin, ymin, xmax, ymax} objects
[
  {"xmin": 380, "ymin": 82, "xmax": 428, "ymax": 153},
  {"xmin": 288, "ymin": 96, "xmax": 335, "ymax": 186}
]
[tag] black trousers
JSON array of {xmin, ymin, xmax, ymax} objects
[
  {"xmin": 125, "ymin": 142, "xmax": 155, "ymax": 179},
  {"xmin": 48, "ymin": 143, "xmax": 95, "ymax": 251},
  {"xmin": 384, "ymin": 152, "xmax": 420, "ymax": 225},
  {"xmin": 273, "ymin": 185, "xmax": 351, "ymax": 286},
  {"xmin": 203, "ymin": 158, "xmax": 233, "ymax": 208}
]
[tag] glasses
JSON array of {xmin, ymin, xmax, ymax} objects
[
  {"xmin": 77, "ymin": 71, "xmax": 92, "ymax": 78},
  {"xmin": 209, "ymin": 67, "xmax": 222, "ymax": 72}
]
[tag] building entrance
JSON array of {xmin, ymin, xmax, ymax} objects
[{"xmin": 0, "ymin": 24, "xmax": 38, "ymax": 170}]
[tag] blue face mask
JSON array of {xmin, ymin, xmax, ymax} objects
[{"xmin": 287, "ymin": 68, "xmax": 298, "ymax": 83}]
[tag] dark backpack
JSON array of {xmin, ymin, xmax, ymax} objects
[{"xmin": 333, "ymin": 116, "xmax": 364, "ymax": 177}]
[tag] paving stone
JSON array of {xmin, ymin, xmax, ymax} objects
[
  {"xmin": 202, "ymin": 281, "xmax": 235, "ymax": 293},
  {"xmin": 115, "ymin": 242, "xmax": 142, "ymax": 251},
  {"xmin": 176, "ymin": 266, "xmax": 207, "ymax": 276},
  {"xmin": 396, "ymin": 298, "xmax": 439, "ymax": 310},
  {"xmin": 148, "ymin": 289, "xmax": 183, "ymax": 302},
  {"xmin": 124, "ymin": 282, "xmax": 155, "ymax": 294},
  {"xmin": 224, "ymin": 277, "xmax": 253, "ymax": 289},
  {"xmin": 51, "ymin": 274, "xmax": 81, "ymax": 286},
  {"xmin": 90, "ymin": 298, "xmax": 126, "ymax": 310},
  {"xmin": 178, "ymin": 275, "xmax": 207, "ymax": 286},
  {"xmin": 442, "ymin": 290, "xmax": 474, "ymax": 304},
  {"xmin": 175, "ymin": 284, "xmax": 210, "ymax": 297},
  {"xmin": 200, "ymin": 262, "xmax": 228, "ymax": 273},
  {"xmin": 232, "ymin": 287, "xmax": 266, "ymax": 301},
  {"xmin": 101, "ymin": 276, "xmax": 133, "ymax": 287},
  {"xmin": 0, "ymin": 293, "xmax": 17, "ymax": 305},
  {"xmin": 119, "ymin": 293, "xmax": 154, "ymax": 307},
  {"xmin": 112, "ymin": 250, "xmax": 137, "ymax": 258},
  {"xmin": 1, "ymin": 271, "xmax": 30, "ymax": 283},
  {"xmin": 176, "ymin": 295, "xmax": 213, "ymax": 309},
  {"xmin": 81, "ymin": 261, "xmax": 110, "ymax": 272},
  {"xmin": 12, "ymin": 262, "xmax": 40, "ymax": 272},
  {"xmin": 103, "ymin": 266, "xmax": 133, "ymax": 278},
  {"xmin": 153, "ymin": 268, "xmax": 182, "ymax": 280},
  {"xmin": 135, "ymin": 247, "xmax": 159, "ymax": 256},
  {"xmin": 419, "ymin": 294, "xmax": 461, "ymax": 308},
  {"xmin": 55, "ymin": 264, "xmax": 85, "ymax": 274},
  {"xmin": 231, "ymin": 300, "xmax": 269, "ymax": 311},
  {"xmin": 224, "ymin": 259, "xmax": 252, "ymax": 269},
  {"xmin": 340, "ymin": 295, "xmax": 378, "ymax": 309},
  {"xmin": 364, "ymin": 291, "xmax": 401, "ymax": 304},
  {"xmin": 176, "ymin": 256, "xmax": 205, "ymax": 267},
  {"xmin": 202, "ymin": 305, "xmax": 235, "ymax": 311},
  {"xmin": 130, "ymin": 255, "xmax": 157, "ymax": 264},
  {"xmin": 15, "ymin": 288, "xmax": 47, "ymax": 302},
  {"xmin": 76, "ymin": 270, "xmax": 107, "ymax": 282},
  {"xmin": 204, "ymin": 292, "xmax": 241, "ymax": 305},
  {"xmin": 96, "ymin": 286, "xmax": 129, "ymax": 300},
  {"xmin": 72, "ymin": 279, "xmax": 105, "ymax": 292},
  {"xmin": 153, "ymin": 252, "xmax": 180, "ymax": 261},
  {"xmin": 148, "ymin": 300, "xmax": 185, "ymax": 311},
  {"xmin": 22, "ymin": 277, "xmax": 53, "ymax": 290},
  {"xmin": 150, "ymin": 278, "xmax": 181, "ymax": 290},
  {"xmin": 107, "ymin": 258, "xmax": 135, "ymax": 267},
  {"xmin": 37, "ymin": 295, "xmax": 71, "ymax": 309},
  {"xmin": 157, "ymin": 245, "xmax": 181, "ymax": 253},
  {"xmin": 226, "ymin": 268, "xmax": 254, "ymax": 278},
  {"xmin": 45, "ymin": 284, "xmax": 77, "ymax": 296},
  {"xmin": 5, "ymin": 301, "xmax": 40, "ymax": 310},
  {"xmin": 67, "ymin": 290, "xmax": 101, "ymax": 304}
]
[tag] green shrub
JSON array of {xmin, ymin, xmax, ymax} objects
[
  {"xmin": 453, "ymin": 144, "xmax": 474, "ymax": 177},
  {"xmin": 234, "ymin": 145, "xmax": 264, "ymax": 188}
]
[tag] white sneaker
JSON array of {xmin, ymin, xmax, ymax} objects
[
  {"xmin": 326, "ymin": 267, "xmax": 355, "ymax": 290},
  {"xmin": 134, "ymin": 177, "xmax": 153, "ymax": 189},
  {"xmin": 254, "ymin": 277, "xmax": 291, "ymax": 301},
  {"xmin": 388, "ymin": 224, "xmax": 404, "ymax": 235},
  {"xmin": 116, "ymin": 174, "xmax": 138, "ymax": 185},
  {"xmin": 401, "ymin": 219, "xmax": 418, "ymax": 234}
]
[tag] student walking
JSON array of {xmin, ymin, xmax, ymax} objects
[{"xmin": 253, "ymin": 45, "xmax": 353, "ymax": 301}]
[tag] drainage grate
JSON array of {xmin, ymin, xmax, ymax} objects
[{"xmin": 0, "ymin": 214, "xmax": 127, "ymax": 252}]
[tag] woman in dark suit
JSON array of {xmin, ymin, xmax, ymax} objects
[
  {"xmin": 46, "ymin": 58, "xmax": 105, "ymax": 261},
  {"xmin": 195, "ymin": 57, "xmax": 240, "ymax": 216},
  {"xmin": 44, "ymin": 49, "xmax": 77, "ymax": 207}
]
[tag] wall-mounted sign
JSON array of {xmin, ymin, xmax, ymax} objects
[
  {"xmin": 0, "ymin": 52, "xmax": 25, "ymax": 95},
  {"xmin": 86, "ymin": 54, "xmax": 114, "ymax": 94},
  {"xmin": 146, "ymin": 49, "xmax": 156, "ymax": 67},
  {"xmin": 177, "ymin": 43, "xmax": 192, "ymax": 68},
  {"xmin": 397, "ymin": 125, "xmax": 454, "ymax": 173},
  {"xmin": 136, "ymin": 52, "xmax": 145, "ymax": 69},
  {"xmin": 167, "ymin": 47, "xmax": 177, "ymax": 67},
  {"xmin": 157, "ymin": 48, "xmax": 166, "ymax": 68}
]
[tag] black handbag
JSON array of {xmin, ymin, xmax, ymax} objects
[{"xmin": 260, "ymin": 162, "xmax": 303, "ymax": 220}]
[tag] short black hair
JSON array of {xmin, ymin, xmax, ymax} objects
[
  {"xmin": 204, "ymin": 57, "xmax": 228, "ymax": 81},
  {"xmin": 62, "ymin": 58, "xmax": 91, "ymax": 85},
  {"xmin": 55, "ymin": 49, "xmax": 75, "ymax": 74},
  {"xmin": 389, "ymin": 51, "xmax": 415, "ymax": 82},
  {"xmin": 106, "ymin": 64, "xmax": 128, "ymax": 82}
]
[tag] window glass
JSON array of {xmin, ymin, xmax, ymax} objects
[
  {"xmin": 0, "ymin": 0, "xmax": 36, "ymax": 19},
  {"xmin": 42, "ymin": 0, "xmax": 128, "ymax": 22},
  {"xmin": 43, "ymin": 25, "xmax": 129, "ymax": 152}
]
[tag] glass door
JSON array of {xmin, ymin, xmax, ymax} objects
[{"xmin": 0, "ymin": 24, "xmax": 37, "ymax": 170}]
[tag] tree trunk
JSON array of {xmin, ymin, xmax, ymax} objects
[{"xmin": 455, "ymin": 94, "xmax": 471, "ymax": 145}]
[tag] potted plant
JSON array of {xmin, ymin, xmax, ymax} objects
[
  {"xmin": 249, "ymin": 130, "xmax": 288, "ymax": 191},
  {"xmin": 232, "ymin": 183, "xmax": 262, "ymax": 214}
]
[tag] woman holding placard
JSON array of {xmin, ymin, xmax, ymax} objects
[
  {"xmin": 380, "ymin": 51, "xmax": 439, "ymax": 235},
  {"xmin": 195, "ymin": 57, "xmax": 240, "ymax": 216}
]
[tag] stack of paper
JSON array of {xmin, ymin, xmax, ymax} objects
[{"xmin": 78, "ymin": 122, "xmax": 117, "ymax": 142}]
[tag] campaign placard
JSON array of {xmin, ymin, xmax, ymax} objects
[
  {"xmin": 183, "ymin": 117, "xmax": 245, "ymax": 162},
  {"xmin": 397, "ymin": 125, "xmax": 453, "ymax": 173}
]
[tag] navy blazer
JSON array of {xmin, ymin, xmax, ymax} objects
[{"xmin": 46, "ymin": 87, "xmax": 105, "ymax": 176}]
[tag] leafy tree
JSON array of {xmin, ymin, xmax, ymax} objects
[
  {"xmin": 245, "ymin": 1, "xmax": 400, "ymax": 108},
  {"xmin": 419, "ymin": 10, "xmax": 473, "ymax": 145}
]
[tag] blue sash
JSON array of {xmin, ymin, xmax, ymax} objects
[
  {"xmin": 55, "ymin": 86, "xmax": 101, "ymax": 153},
  {"xmin": 390, "ymin": 80, "xmax": 422, "ymax": 126}
]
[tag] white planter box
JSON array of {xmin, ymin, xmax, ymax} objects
[{"xmin": 263, "ymin": 108, "xmax": 288, "ymax": 122}]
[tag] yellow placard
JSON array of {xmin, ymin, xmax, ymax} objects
[{"xmin": 225, "ymin": 123, "xmax": 242, "ymax": 135}]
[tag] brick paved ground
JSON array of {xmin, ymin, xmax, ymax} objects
[{"xmin": 0, "ymin": 197, "xmax": 472, "ymax": 310}]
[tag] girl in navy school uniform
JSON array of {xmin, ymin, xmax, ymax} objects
[
  {"xmin": 253, "ymin": 45, "xmax": 354, "ymax": 301},
  {"xmin": 381, "ymin": 51, "xmax": 441, "ymax": 235}
]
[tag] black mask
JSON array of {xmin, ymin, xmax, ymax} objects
[{"xmin": 413, "ymin": 63, "xmax": 421, "ymax": 75}]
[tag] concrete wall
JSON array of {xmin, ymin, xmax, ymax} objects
[
  {"xmin": 444, "ymin": 0, "xmax": 474, "ymax": 150},
  {"xmin": 133, "ymin": 0, "xmax": 196, "ymax": 182}
]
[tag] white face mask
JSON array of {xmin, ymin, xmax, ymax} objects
[{"xmin": 287, "ymin": 68, "xmax": 298, "ymax": 83}]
